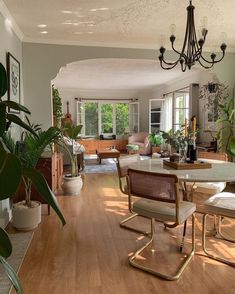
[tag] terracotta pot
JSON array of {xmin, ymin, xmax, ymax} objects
[
  {"xmin": 12, "ymin": 201, "xmax": 41, "ymax": 231},
  {"xmin": 152, "ymin": 146, "xmax": 161, "ymax": 154},
  {"xmin": 61, "ymin": 174, "xmax": 83, "ymax": 195}
]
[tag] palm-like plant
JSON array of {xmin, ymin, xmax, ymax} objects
[
  {"xmin": 63, "ymin": 123, "xmax": 83, "ymax": 177},
  {"xmin": 2, "ymin": 125, "xmax": 63, "ymax": 208},
  {"xmin": 0, "ymin": 62, "xmax": 65, "ymax": 293}
]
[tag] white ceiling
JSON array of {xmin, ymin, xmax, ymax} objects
[
  {"xmin": 2, "ymin": 0, "xmax": 235, "ymax": 50},
  {"xmin": 53, "ymin": 58, "xmax": 200, "ymax": 91}
]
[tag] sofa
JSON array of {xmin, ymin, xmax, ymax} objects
[{"xmin": 128, "ymin": 132, "xmax": 151, "ymax": 155}]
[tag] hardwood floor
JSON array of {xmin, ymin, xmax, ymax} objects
[{"xmin": 11, "ymin": 173, "xmax": 235, "ymax": 294}]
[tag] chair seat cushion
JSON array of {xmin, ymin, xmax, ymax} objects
[
  {"xmin": 204, "ymin": 192, "xmax": 235, "ymax": 218},
  {"xmin": 133, "ymin": 199, "xmax": 196, "ymax": 224},
  {"xmin": 186, "ymin": 182, "xmax": 226, "ymax": 194}
]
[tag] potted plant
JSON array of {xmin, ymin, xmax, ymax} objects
[
  {"xmin": 216, "ymin": 97, "xmax": 235, "ymax": 161},
  {"xmin": 61, "ymin": 123, "xmax": 84, "ymax": 195},
  {"xmin": 148, "ymin": 132, "xmax": 164, "ymax": 154},
  {"xmin": 2, "ymin": 123, "xmax": 63, "ymax": 230},
  {"xmin": 52, "ymin": 85, "xmax": 63, "ymax": 128},
  {"xmin": 0, "ymin": 62, "xmax": 65, "ymax": 293}
]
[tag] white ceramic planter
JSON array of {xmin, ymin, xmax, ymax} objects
[
  {"xmin": 61, "ymin": 174, "xmax": 83, "ymax": 195},
  {"xmin": 12, "ymin": 201, "xmax": 41, "ymax": 231}
]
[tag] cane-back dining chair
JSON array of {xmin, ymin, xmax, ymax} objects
[
  {"xmin": 202, "ymin": 191, "xmax": 235, "ymax": 267},
  {"xmin": 126, "ymin": 169, "xmax": 196, "ymax": 280},
  {"xmin": 116, "ymin": 154, "xmax": 149, "ymax": 235}
]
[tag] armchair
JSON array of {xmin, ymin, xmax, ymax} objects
[{"xmin": 128, "ymin": 132, "xmax": 151, "ymax": 155}]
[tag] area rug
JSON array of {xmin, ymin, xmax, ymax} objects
[
  {"xmin": 83, "ymin": 155, "xmax": 118, "ymax": 174},
  {"xmin": 0, "ymin": 232, "xmax": 33, "ymax": 294},
  {"xmin": 83, "ymin": 154, "xmax": 150, "ymax": 174}
]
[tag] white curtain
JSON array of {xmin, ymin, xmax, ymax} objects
[{"xmin": 161, "ymin": 94, "xmax": 172, "ymax": 132}]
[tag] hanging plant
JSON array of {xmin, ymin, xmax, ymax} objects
[
  {"xmin": 52, "ymin": 85, "xmax": 63, "ymax": 128},
  {"xmin": 199, "ymin": 82, "xmax": 229, "ymax": 121}
]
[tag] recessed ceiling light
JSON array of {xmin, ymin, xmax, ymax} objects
[
  {"xmin": 62, "ymin": 10, "xmax": 73, "ymax": 14},
  {"xmin": 99, "ymin": 7, "xmax": 109, "ymax": 11},
  {"xmin": 87, "ymin": 31, "xmax": 93, "ymax": 34},
  {"xmin": 40, "ymin": 31, "xmax": 48, "ymax": 34},
  {"xmin": 89, "ymin": 8, "xmax": 97, "ymax": 12},
  {"xmin": 87, "ymin": 23, "xmax": 96, "ymax": 27},
  {"xmin": 63, "ymin": 21, "xmax": 73, "ymax": 25},
  {"xmin": 37, "ymin": 24, "xmax": 47, "ymax": 28}
]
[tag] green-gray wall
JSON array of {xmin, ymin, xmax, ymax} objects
[
  {"xmin": 0, "ymin": 11, "xmax": 22, "ymax": 228},
  {"xmin": 23, "ymin": 42, "xmax": 235, "ymax": 130}
]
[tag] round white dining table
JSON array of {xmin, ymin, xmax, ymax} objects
[{"xmin": 129, "ymin": 158, "xmax": 235, "ymax": 183}]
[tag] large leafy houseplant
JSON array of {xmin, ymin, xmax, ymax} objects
[
  {"xmin": 2, "ymin": 124, "xmax": 63, "ymax": 208},
  {"xmin": 0, "ymin": 62, "xmax": 65, "ymax": 293},
  {"xmin": 216, "ymin": 97, "xmax": 235, "ymax": 160},
  {"xmin": 63, "ymin": 123, "xmax": 83, "ymax": 177},
  {"xmin": 61, "ymin": 123, "xmax": 83, "ymax": 195}
]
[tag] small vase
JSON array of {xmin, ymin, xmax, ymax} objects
[{"xmin": 179, "ymin": 142, "xmax": 188, "ymax": 163}]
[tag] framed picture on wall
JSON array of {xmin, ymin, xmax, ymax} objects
[{"xmin": 7, "ymin": 52, "xmax": 20, "ymax": 113}]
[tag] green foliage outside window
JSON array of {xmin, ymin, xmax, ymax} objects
[
  {"xmin": 85, "ymin": 102, "xmax": 98, "ymax": 136},
  {"xmin": 101, "ymin": 104, "xmax": 113, "ymax": 133},
  {"xmin": 116, "ymin": 103, "xmax": 129, "ymax": 135}
]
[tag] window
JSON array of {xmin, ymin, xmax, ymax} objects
[
  {"xmin": 116, "ymin": 103, "xmax": 129, "ymax": 135},
  {"xmin": 84, "ymin": 102, "xmax": 98, "ymax": 136},
  {"xmin": 149, "ymin": 87, "xmax": 190, "ymax": 133},
  {"xmin": 101, "ymin": 104, "xmax": 113, "ymax": 134},
  {"xmin": 173, "ymin": 90, "xmax": 189, "ymax": 131},
  {"xmin": 76, "ymin": 100, "xmax": 136, "ymax": 137},
  {"xmin": 149, "ymin": 99, "xmax": 165, "ymax": 132}
]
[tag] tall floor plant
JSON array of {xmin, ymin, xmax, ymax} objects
[{"xmin": 0, "ymin": 62, "xmax": 66, "ymax": 293}]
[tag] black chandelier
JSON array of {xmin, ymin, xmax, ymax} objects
[{"xmin": 159, "ymin": 0, "xmax": 227, "ymax": 72}]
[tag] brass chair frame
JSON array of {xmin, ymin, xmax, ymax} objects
[
  {"xmin": 127, "ymin": 170, "xmax": 195, "ymax": 280},
  {"xmin": 202, "ymin": 213, "xmax": 235, "ymax": 267},
  {"xmin": 116, "ymin": 155, "xmax": 150, "ymax": 236}
]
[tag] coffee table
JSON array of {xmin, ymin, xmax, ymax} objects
[{"xmin": 97, "ymin": 148, "xmax": 120, "ymax": 164}]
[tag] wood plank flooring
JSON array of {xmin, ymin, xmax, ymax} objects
[{"xmin": 10, "ymin": 173, "xmax": 235, "ymax": 294}]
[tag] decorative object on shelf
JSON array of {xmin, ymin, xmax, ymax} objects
[
  {"xmin": 199, "ymin": 82, "xmax": 228, "ymax": 123},
  {"xmin": 159, "ymin": 0, "xmax": 227, "ymax": 71},
  {"xmin": 7, "ymin": 52, "xmax": 20, "ymax": 113},
  {"xmin": 52, "ymin": 85, "xmax": 63, "ymax": 128}
]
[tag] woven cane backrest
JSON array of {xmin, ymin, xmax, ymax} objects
[
  {"xmin": 117, "ymin": 154, "xmax": 140, "ymax": 178},
  {"xmin": 128, "ymin": 169, "xmax": 178, "ymax": 203},
  {"xmin": 198, "ymin": 151, "xmax": 228, "ymax": 162}
]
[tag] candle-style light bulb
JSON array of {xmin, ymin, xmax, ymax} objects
[
  {"xmin": 201, "ymin": 16, "xmax": 208, "ymax": 30},
  {"xmin": 160, "ymin": 34, "xmax": 165, "ymax": 47},
  {"xmin": 169, "ymin": 24, "xmax": 176, "ymax": 36},
  {"xmin": 220, "ymin": 32, "xmax": 227, "ymax": 44}
]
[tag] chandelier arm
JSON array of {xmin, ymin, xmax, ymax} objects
[
  {"xmin": 160, "ymin": 55, "xmax": 182, "ymax": 66},
  {"xmin": 197, "ymin": 58, "xmax": 214, "ymax": 69},
  {"xmin": 160, "ymin": 61, "xmax": 180, "ymax": 70},
  {"xmin": 200, "ymin": 50, "xmax": 225, "ymax": 64}
]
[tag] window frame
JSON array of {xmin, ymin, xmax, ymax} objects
[{"xmin": 76, "ymin": 99, "xmax": 137, "ymax": 137}]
